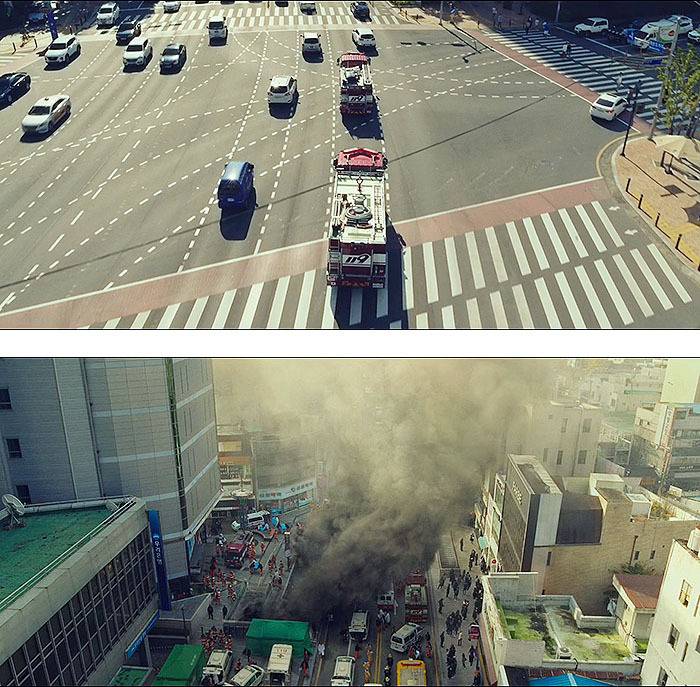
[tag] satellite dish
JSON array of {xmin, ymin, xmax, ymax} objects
[
  {"xmin": 2, "ymin": 493, "xmax": 26, "ymax": 529},
  {"xmin": 105, "ymin": 500, "xmax": 120, "ymax": 513}
]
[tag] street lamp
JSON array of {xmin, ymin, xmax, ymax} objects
[{"xmin": 622, "ymin": 82, "xmax": 642, "ymax": 158}]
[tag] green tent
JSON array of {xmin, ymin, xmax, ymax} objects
[
  {"xmin": 245, "ymin": 619, "xmax": 313, "ymax": 659},
  {"xmin": 153, "ymin": 644, "xmax": 205, "ymax": 687}
]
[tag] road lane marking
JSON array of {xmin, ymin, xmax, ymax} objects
[
  {"xmin": 130, "ymin": 311, "xmax": 151, "ymax": 329},
  {"xmin": 212, "ymin": 290, "xmax": 236, "ymax": 329},
  {"xmin": 239, "ymin": 282, "xmax": 265, "ymax": 329},
  {"xmin": 485, "ymin": 226, "xmax": 508, "ymax": 282},
  {"xmin": 591, "ymin": 201, "xmax": 624, "ymax": 248},
  {"xmin": 558, "ymin": 207, "xmax": 588, "ymax": 258},
  {"xmin": 554, "ymin": 271, "xmax": 585, "ymax": 328},
  {"xmin": 402, "ymin": 247, "xmax": 414, "ymax": 310},
  {"xmin": 522, "ymin": 216, "xmax": 549, "ymax": 271},
  {"xmin": 541, "ymin": 212, "xmax": 569, "ymax": 265},
  {"xmin": 415, "ymin": 312, "xmax": 429, "ymax": 328},
  {"xmin": 293, "ymin": 270, "xmax": 315, "ymax": 329},
  {"xmin": 103, "ymin": 318, "xmax": 121, "ymax": 329},
  {"xmin": 466, "ymin": 297, "xmax": 481, "ymax": 328},
  {"xmin": 465, "ymin": 232, "xmax": 485, "ymax": 289},
  {"xmin": 376, "ymin": 286, "xmax": 388, "ymax": 320},
  {"xmin": 630, "ymin": 249, "xmax": 672, "ymax": 310},
  {"xmin": 490, "ymin": 290, "xmax": 508, "ymax": 328},
  {"xmin": 506, "ymin": 221, "xmax": 531, "ymax": 276},
  {"xmin": 321, "ymin": 286, "xmax": 336, "ymax": 330},
  {"xmin": 185, "ymin": 296, "xmax": 208, "ymax": 329},
  {"xmin": 349, "ymin": 288, "xmax": 363, "ymax": 326},
  {"xmin": 70, "ymin": 210, "xmax": 84, "ymax": 226},
  {"xmin": 157, "ymin": 303, "xmax": 180, "ymax": 329},
  {"xmin": 512, "ymin": 284, "xmax": 534, "ymax": 328},
  {"xmin": 613, "ymin": 254, "xmax": 652, "ymax": 318},
  {"xmin": 423, "ymin": 242, "xmax": 439, "ymax": 303},
  {"xmin": 574, "ymin": 265, "xmax": 611, "ymax": 328},
  {"xmin": 576, "ymin": 204, "xmax": 606, "ymax": 253},
  {"xmin": 594, "ymin": 259, "xmax": 633, "ymax": 325},
  {"xmin": 535, "ymin": 277, "xmax": 561, "ymax": 328},
  {"xmin": 647, "ymin": 244, "xmax": 692, "ymax": 303},
  {"xmin": 48, "ymin": 234, "xmax": 64, "ymax": 252},
  {"xmin": 444, "ymin": 236, "xmax": 463, "ymax": 297},
  {"xmin": 441, "ymin": 304, "xmax": 455, "ymax": 328}
]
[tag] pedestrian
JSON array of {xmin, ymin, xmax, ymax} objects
[
  {"xmin": 222, "ymin": 605, "xmax": 229, "ymax": 619},
  {"xmin": 535, "ymin": 18, "xmax": 540, "ymax": 31},
  {"xmin": 473, "ymin": 668, "xmax": 482, "ymax": 686},
  {"xmin": 525, "ymin": 19, "xmax": 531, "ymax": 34},
  {"xmin": 462, "ymin": 652, "xmax": 467, "ymax": 667},
  {"xmin": 438, "ymin": 598, "xmax": 444, "ymax": 614},
  {"xmin": 497, "ymin": 13, "xmax": 503, "ymax": 29},
  {"xmin": 470, "ymin": 533, "xmax": 475, "ymax": 543},
  {"xmin": 460, "ymin": 537, "xmax": 464, "ymax": 552},
  {"xmin": 454, "ymin": 583, "xmax": 460, "ymax": 599},
  {"xmin": 387, "ymin": 653, "xmax": 394, "ymax": 669},
  {"xmin": 438, "ymin": 573, "xmax": 445, "ymax": 589},
  {"xmin": 207, "ymin": 604, "xmax": 214, "ymax": 620},
  {"xmin": 491, "ymin": 5, "xmax": 497, "ymax": 25},
  {"xmin": 617, "ymin": 72, "xmax": 624, "ymax": 92},
  {"xmin": 458, "ymin": 630, "xmax": 463, "ymax": 646},
  {"xmin": 354, "ymin": 643, "xmax": 361, "ymax": 661},
  {"xmin": 446, "ymin": 584, "xmax": 450, "ymax": 599},
  {"xmin": 318, "ymin": 642, "xmax": 325, "ymax": 659},
  {"xmin": 440, "ymin": 631, "xmax": 445, "ymax": 648}
]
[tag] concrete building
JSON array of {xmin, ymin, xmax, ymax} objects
[
  {"xmin": 0, "ymin": 358, "xmax": 221, "ymax": 589},
  {"xmin": 640, "ymin": 527, "xmax": 700, "ymax": 686},
  {"xmin": 517, "ymin": 401, "xmax": 602, "ymax": 478},
  {"xmin": 611, "ymin": 574, "xmax": 662, "ymax": 654},
  {"xmin": 660, "ymin": 359, "xmax": 700, "ymax": 404},
  {"xmin": 631, "ymin": 402, "xmax": 700, "ymax": 491},
  {"xmin": 497, "ymin": 456, "xmax": 700, "ymax": 613},
  {"xmin": 0, "ymin": 497, "xmax": 158, "ymax": 686},
  {"xmin": 479, "ymin": 571, "xmax": 641, "ymax": 686}
]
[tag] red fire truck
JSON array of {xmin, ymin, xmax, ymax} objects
[
  {"xmin": 338, "ymin": 52, "xmax": 375, "ymax": 115},
  {"xmin": 326, "ymin": 148, "xmax": 387, "ymax": 289},
  {"xmin": 224, "ymin": 542, "xmax": 247, "ymax": 569},
  {"xmin": 404, "ymin": 571, "xmax": 428, "ymax": 624}
]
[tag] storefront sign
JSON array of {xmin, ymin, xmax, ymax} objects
[{"xmin": 147, "ymin": 510, "xmax": 172, "ymax": 612}]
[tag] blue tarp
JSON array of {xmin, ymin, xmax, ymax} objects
[{"xmin": 530, "ymin": 675, "xmax": 613, "ymax": 686}]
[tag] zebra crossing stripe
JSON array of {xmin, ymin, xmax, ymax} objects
[
  {"xmin": 522, "ymin": 216, "xmax": 549, "ymax": 271},
  {"xmin": 614, "ymin": 255, "xmax": 655, "ymax": 318},
  {"xmin": 594, "ymin": 259, "xmax": 633, "ymax": 325},
  {"xmin": 403, "ymin": 247, "xmax": 414, "ymax": 311},
  {"xmin": 558, "ymin": 207, "xmax": 588, "ymax": 259},
  {"xmin": 485, "ymin": 226, "xmax": 508, "ymax": 283},
  {"xmin": 535, "ymin": 277, "xmax": 561, "ymax": 328},
  {"xmin": 185, "ymin": 296, "xmax": 208, "ymax": 329},
  {"xmin": 416, "ymin": 312, "xmax": 429, "ymax": 329},
  {"xmin": 591, "ymin": 201, "xmax": 624, "ymax": 248},
  {"xmin": 646, "ymin": 244, "xmax": 692, "ymax": 303},
  {"xmin": 239, "ymin": 281, "xmax": 264, "ymax": 328},
  {"xmin": 575, "ymin": 204, "xmax": 606, "ymax": 253},
  {"xmin": 267, "ymin": 275, "xmax": 290, "ymax": 329},
  {"xmin": 541, "ymin": 212, "xmax": 569, "ymax": 265},
  {"xmin": 465, "ymin": 233, "xmax": 485, "ymax": 289},
  {"xmin": 444, "ymin": 236, "xmax": 463, "ymax": 297},
  {"xmin": 130, "ymin": 310, "xmax": 151, "ymax": 329},
  {"xmin": 512, "ymin": 284, "xmax": 534, "ymax": 328},
  {"xmin": 490, "ymin": 291, "xmax": 508, "ymax": 328},
  {"xmin": 554, "ymin": 271, "xmax": 585, "ymax": 328},
  {"xmin": 157, "ymin": 303, "xmax": 180, "ymax": 329},
  {"xmin": 104, "ymin": 318, "xmax": 120, "ymax": 329},
  {"xmin": 630, "ymin": 249, "xmax": 672, "ymax": 311},
  {"xmin": 213, "ymin": 290, "xmax": 237, "ymax": 329},
  {"xmin": 574, "ymin": 264, "xmax": 610, "ymax": 328},
  {"xmin": 293, "ymin": 270, "xmax": 315, "ymax": 329},
  {"xmin": 506, "ymin": 221, "xmax": 531, "ymax": 276},
  {"xmin": 321, "ymin": 286, "xmax": 336, "ymax": 330},
  {"xmin": 423, "ymin": 242, "xmax": 439, "ymax": 303},
  {"xmin": 466, "ymin": 297, "xmax": 481, "ymax": 328},
  {"xmin": 349, "ymin": 288, "xmax": 363, "ymax": 326},
  {"xmin": 441, "ymin": 304, "xmax": 456, "ymax": 329}
]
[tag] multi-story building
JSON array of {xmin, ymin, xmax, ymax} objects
[
  {"xmin": 660, "ymin": 359, "xmax": 700, "ymax": 404},
  {"xmin": 498, "ymin": 455, "xmax": 700, "ymax": 613},
  {"xmin": 0, "ymin": 497, "xmax": 159, "ymax": 686},
  {"xmin": 631, "ymin": 403, "xmax": 700, "ymax": 491},
  {"xmin": 480, "ymin": 471, "xmax": 506, "ymax": 571},
  {"xmin": 515, "ymin": 401, "xmax": 602, "ymax": 478},
  {"xmin": 0, "ymin": 358, "xmax": 221, "ymax": 590},
  {"xmin": 217, "ymin": 424, "xmax": 253, "ymax": 483},
  {"xmin": 640, "ymin": 527, "xmax": 700, "ymax": 686}
]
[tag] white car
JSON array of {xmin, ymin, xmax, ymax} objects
[
  {"xmin": 590, "ymin": 93, "xmax": 627, "ymax": 121},
  {"xmin": 667, "ymin": 15, "xmax": 693, "ymax": 34},
  {"xmin": 208, "ymin": 15, "xmax": 228, "ymax": 42},
  {"xmin": 689, "ymin": 29, "xmax": 700, "ymax": 45},
  {"xmin": 44, "ymin": 35, "xmax": 80, "ymax": 66},
  {"xmin": 123, "ymin": 37, "xmax": 153, "ymax": 69},
  {"xmin": 299, "ymin": 2, "xmax": 316, "ymax": 13},
  {"xmin": 96, "ymin": 2, "xmax": 120, "ymax": 27},
  {"xmin": 574, "ymin": 17, "xmax": 608, "ymax": 35},
  {"xmin": 21, "ymin": 94, "xmax": 70, "ymax": 135},
  {"xmin": 268, "ymin": 75, "xmax": 298, "ymax": 105},
  {"xmin": 162, "ymin": 0, "xmax": 181, "ymax": 11},
  {"xmin": 352, "ymin": 27, "xmax": 376, "ymax": 48},
  {"xmin": 302, "ymin": 32, "xmax": 322, "ymax": 54}
]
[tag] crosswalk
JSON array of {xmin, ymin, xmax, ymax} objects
[
  {"xmin": 90, "ymin": 201, "xmax": 693, "ymax": 329},
  {"xmin": 109, "ymin": 2, "xmax": 406, "ymax": 36},
  {"xmin": 485, "ymin": 29, "xmax": 688, "ymax": 132}
]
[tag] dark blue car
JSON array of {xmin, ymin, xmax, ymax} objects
[{"xmin": 217, "ymin": 161, "xmax": 254, "ymax": 210}]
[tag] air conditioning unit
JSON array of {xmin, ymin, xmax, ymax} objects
[{"xmin": 556, "ymin": 646, "xmax": 572, "ymax": 659}]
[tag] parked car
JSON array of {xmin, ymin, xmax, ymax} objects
[
  {"xmin": 574, "ymin": 17, "xmax": 609, "ymax": 36},
  {"xmin": 123, "ymin": 37, "xmax": 153, "ymax": 70},
  {"xmin": 666, "ymin": 15, "xmax": 694, "ymax": 34},
  {"xmin": 160, "ymin": 43, "xmax": 186, "ymax": 71},
  {"xmin": 44, "ymin": 35, "xmax": 80, "ymax": 66},
  {"xmin": 267, "ymin": 75, "xmax": 298, "ymax": 105},
  {"xmin": 21, "ymin": 94, "xmax": 70, "ymax": 136},
  {"xmin": 0, "ymin": 72, "xmax": 31, "ymax": 106},
  {"xmin": 301, "ymin": 32, "xmax": 322, "ymax": 55},
  {"xmin": 590, "ymin": 93, "xmax": 627, "ymax": 121},
  {"xmin": 688, "ymin": 28, "xmax": 700, "ymax": 45},
  {"xmin": 116, "ymin": 21, "xmax": 141, "ymax": 44}
]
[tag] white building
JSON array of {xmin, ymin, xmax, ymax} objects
[
  {"xmin": 641, "ymin": 526, "xmax": 700, "ymax": 686},
  {"xmin": 579, "ymin": 361, "xmax": 665, "ymax": 413},
  {"xmin": 660, "ymin": 359, "xmax": 700, "ymax": 404}
]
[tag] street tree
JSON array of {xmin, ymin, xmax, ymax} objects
[{"xmin": 657, "ymin": 47, "xmax": 700, "ymax": 135}]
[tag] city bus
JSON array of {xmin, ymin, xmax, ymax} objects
[{"xmin": 396, "ymin": 659, "xmax": 427, "ymax": 686}]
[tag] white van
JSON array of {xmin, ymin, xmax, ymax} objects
[
  {"xmin": 330, "ymin": 656, "xmax": 355, "ymax": 687},
  {"xmin": 634, "ymin": 20, "xmax": 678, "ymax": 48},
  {"xmin": 230, "ymin": 664, "xmax": 265, "ymax": 687},
  {"xmin": 390, "ymin": 623, "xmax": 423, "ymax": 653},
  {"xmin": 96, "ymin": 2, "xmax": 120, "ymax": 28},
  {"xmin": 267, "ymin": 644, "xmax": 293, "ymax": 686},
  {"xmin": 202, "ymin": 649, "xmax": 232, "ymax": 685},
  {"xmin": 246, "ymin": 510, "xmax": 270, "ymax": 528},
  {"xmin": 348, "ymin": 611, "xmax": 369, "ymax": 642},
  {"xmin": 209, "ymin": 15, "xmax": 228, "ymax": 42}
]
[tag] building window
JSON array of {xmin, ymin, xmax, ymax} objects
[
  {"xmin": 577, "ymin": 450, "xmax": 588, "ymax": 465},
  {"xmin": 543, "ymin": 448, "xmax": 548, "ymax": 463},
  {"xmin": 5, "ymin": 438, "xmax": 22, "ymax": 459},
  {"xmin": 561, "ymin": 418, "xmax": 568, "ymax": 433},
  {"xmin": 657, "ymin": 667, "xmax": 668, "ymax": 686},
  {"xmin": 16, "ymin": 485, "xmax": 31, "ymax": 504},
  {"xmin": 679, "ymin": 580, "xmax": 692, "ymax": 607},
  {"xmin": 556, "ymin": 450, "xmax": 564, "ymax": 465},
  {"xmin": 650, "ymin": 549, "xmax": 656, "ymax": 560},
  {"xmin": 546, "ymin": 551, "xmax": 552, "ymax": 566},
  {"xmin": 0, "ymin": 388, "xmax": 10, "ymax": 410},
  {"xmin": 668, "ymin": 624, "xmax": 679, "ymax": 650},
  {"xmin": 634, "ymin": 550, "xmax": 640, "ymax": 561},
  {"xmin": 681, "ymin": 641, "xmax": 688, "ymax": 662},
  {"xmin": 582, "ymin": 417, "xmax": 592, "ymax": 433}
]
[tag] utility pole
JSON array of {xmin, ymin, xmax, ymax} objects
[
  {"xmin": 648, "ymin": 17, "xmax": 680, "ymax": 140},
  {"xmin": 622, "ymin": 82, "xmax": 642, "ymax": 157},
  {"xmin": 439, "ymin": 0, "xmax": 444, "ymax": 26}
]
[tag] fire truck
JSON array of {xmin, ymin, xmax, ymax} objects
[
  {"xmin": 338, "ymin": 52, "xmax": 375, "ymax": 115},
  {"xmin": 326, "ymin": 148, "xmax": 387, "ymax": 289},
  {"xmin": 404, "ymin": 571, "xmax": 428, "ymax": 624}
]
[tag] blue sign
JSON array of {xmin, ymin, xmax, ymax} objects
[
  {"xmin": 644, "ymin": 57, "xmax": 663, "ymax": 66},
  {"xmin": 126, "ymin": 610, "xmax": 160, "ymax": 658},
  {"xmin": 450, "ymin": 7, "xmax": 457, "ymax": 14},
  {"xmin": 648, "ymin": 39, "xmax": 665, "ymax": 54},
  {"xmin": 147, "ymin": 510, "xmax": 172, "ymax": 612},
  {"xmin": 47, "ymin": 11, "xmax": 58, "ymax": 40}
]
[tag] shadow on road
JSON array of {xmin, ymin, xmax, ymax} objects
[{"xmin": 341, "ymin": 112, "xmax": 383, "ymax": 140}]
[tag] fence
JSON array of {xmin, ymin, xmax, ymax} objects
[{"xmin": 624, "ymin": 177, "xmax": 700, "ymax": 269}]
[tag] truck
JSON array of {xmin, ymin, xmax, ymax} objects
[
  {"xmin": 152, "ymin": 644, "xmax": 205, "ymax": 687},
  {"xmin": 225, "ymin": 541, "xmax": 247, "ymax": 569},
  {"xmin": 396, "ymin": 659, "xmax": 427, "ymax": 686},
  {"xmin": 326, "ymin": 148, "xmax": 388, "ymax": 289},
  {"xmin": 404, "ymin": 571, "xmax": 428, "ymax": 624},
  {"xmin": 338, "ymin": 52, "xmax": 374, "ymax": 116},
  {"xmin": 634, "ymin": 20, "xmax": 677, "ymax": 48}
]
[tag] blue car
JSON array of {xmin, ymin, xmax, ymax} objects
[{"xmin": 217, "ymin": 161, "xmax": 254, "ymax": 210}]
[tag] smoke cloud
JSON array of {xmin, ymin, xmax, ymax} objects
[{"xmin": 214, "ymin": 359, "xmax": 555, "ymax": 621}]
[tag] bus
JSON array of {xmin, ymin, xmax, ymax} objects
[{"xmin": 396, "ymin": 659, "xmax": 427, "ymax": 686}]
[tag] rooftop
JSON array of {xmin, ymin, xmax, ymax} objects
[
  {"xmin": 613, "ymin": 574, "xmax": 663, "ymax": 610},
  {"xmin": 0, "ymin": 505, "xmax": 112, "ymax": 611},
  {"xmin": 601, "ymin": 412, "xmax": 637, "ymax": 435}
]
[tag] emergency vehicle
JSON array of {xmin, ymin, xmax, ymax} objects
[
  {"xmin": 326, "ymin": 148, "xmax": 387, "ymax": 289},
  {"xmin": 404, "ymin": 571, "xmax": 428, "ymax": 624},
  {"xmin": 396, "ymin": 660, "xmax": 427, "ymax": 686},
  {"xmin": 338, "ymin": 52, "xmax": 375, "ymax": 115}
]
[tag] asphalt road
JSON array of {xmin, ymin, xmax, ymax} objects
[{"xmin": 0, "ymin": 0, "xmax": 697, "ymax": 328}]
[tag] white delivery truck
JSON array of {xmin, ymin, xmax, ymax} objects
[
  {"xmin": 267, "ymin": 644, "xmax": 293, "ymax": 686},
  {"xmin": 634, "ymin": 20, "xmax": 678, "ymax": 48}
]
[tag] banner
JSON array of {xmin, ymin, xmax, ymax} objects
[
  {"xmin": 147, "ymin": 510, "xmax": 172, "ymax": 611},
  {"xmin": 47, "ymin": 11, "xmax": 58, "ymax": 40}
]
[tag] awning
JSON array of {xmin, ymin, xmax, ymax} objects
[
  {"xmin": 478, "ymin": 535, "xmax": 489, "ymax": 551},
  {"xmin": 529, "ymin": 674, "xmax": 612, "ymax": 686}
]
